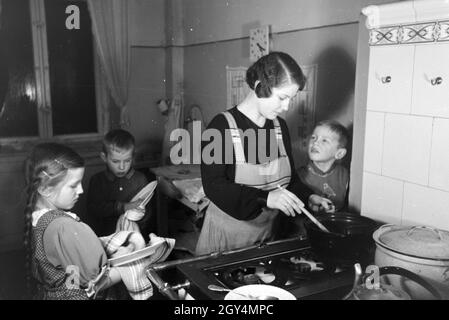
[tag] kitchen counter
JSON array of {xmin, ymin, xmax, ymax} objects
[{"xmin": 149, "ymin": 164, "xmax": 209, "ymax": 236}]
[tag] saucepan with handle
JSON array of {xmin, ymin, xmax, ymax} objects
[{"xmin": 304, "ymin": 213, "xmax": 381, "ymax": 265}]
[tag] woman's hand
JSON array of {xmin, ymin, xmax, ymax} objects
[
  {"xmin": 267, "ymin": 188, "xmax": 305, "ymax": 217},
  {"xmin": 308, "ymin": 194, "xmax": 335, "ymax": 213}
]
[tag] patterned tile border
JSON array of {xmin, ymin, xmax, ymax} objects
[{"xmin": 369, "ymin": 20, "xmax": 449, "ymax": 45}]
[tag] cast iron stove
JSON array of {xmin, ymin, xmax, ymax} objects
[{"xmin": 167, "ymin": 237, "xmax": 356, "ymax": 300}]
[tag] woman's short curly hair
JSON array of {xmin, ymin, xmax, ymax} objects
[{"xmin": 246, "ymin": 52, "xmax": 306, "ymax": 98}]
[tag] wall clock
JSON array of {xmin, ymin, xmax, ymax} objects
[{"xmin": 249, "ymin": 26, "xmax": 270, "ymax": 62}]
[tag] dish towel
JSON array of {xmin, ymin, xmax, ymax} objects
[
  {"xmin": 99, "ymin": 231, "xmax": 175, "ymax": 300},
  {"xmin": 115, "ymin": 214, "xmax": 140, "ymax": 232}
]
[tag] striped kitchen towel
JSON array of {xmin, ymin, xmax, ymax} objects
[
  {"xmin": 115, "ymin": 214, "xmax": 140, "ymax": 233},
  {"xmin": 99, "ymin": 231, "xmax": 175, "ymax": 300}
]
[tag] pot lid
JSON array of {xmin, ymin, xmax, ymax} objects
[{"xmin": 375, "ymin": 225, "xmax": 449, "ymax": 260}]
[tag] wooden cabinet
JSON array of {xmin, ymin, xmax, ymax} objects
[{"xmin": 354, "ymin": 0, "xmax": 449, "ymax": 230}]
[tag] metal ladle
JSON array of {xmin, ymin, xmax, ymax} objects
[{"xmin": 208, "ymin": 284, "xmax": 279, "ymax": 300}]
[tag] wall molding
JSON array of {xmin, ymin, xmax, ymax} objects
[
  {"xmin": 363, "ymin": 0, "xmax": 449, "ymax": 46},
  {"xmin": 368, "ymin": 20, "xmax": 449, "ymax": 45}
]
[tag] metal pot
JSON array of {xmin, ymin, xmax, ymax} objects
[
  {"xmin": 373, "ymin": 224, "xmax": 449, "ymax": 300},
  {"xmin": 304, "ymin": 213, "xmax": 380, "ymax": 265}
]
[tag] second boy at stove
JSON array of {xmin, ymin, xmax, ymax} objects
[
  {"xmin": 298, "ymin": 120, "xmax": 349, "ymax": 213},
  {"xmin": 87, "ymin": 129, "xmax": 151, "ymax": 239}
]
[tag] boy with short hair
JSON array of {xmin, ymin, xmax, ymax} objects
[
  {"xmin": 87, "ymin": 129, "xmax": 150, "ymax": 237},
  {"xmin": 298, "ymin": 120, "xmax": 350, "ymax": 213}
]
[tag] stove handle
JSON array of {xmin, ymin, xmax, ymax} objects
[
  {"xmin": 146, "ymin": 268, "xmax": 182, "ymax": 300},
  {"xmin": 171, "ymin": 280, "xmax": 191, "ymax": 291}
]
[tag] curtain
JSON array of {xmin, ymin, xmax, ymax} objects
[
  {"xmin": 87, "ymin": 0, "xmax": 130, "ymax": 128},
  {"xmin": 0, "ymin": 0, "xmax": 7, "ymax": 113}
]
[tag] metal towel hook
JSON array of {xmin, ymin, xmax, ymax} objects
[
  {"xmin": 381, "ymin": 76, "xmax": 391, "ymax": 84},
  {"xmin": 431, "ymin": 77, "xmax": 443, "ymax": 86}
]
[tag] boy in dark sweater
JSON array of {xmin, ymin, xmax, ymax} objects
[
  {"xmin": 87, "ymin": 129, "xmax": 150, "ymax": 237},
  {"xmin": 298, "ymin": 120, "xmax": 349, "ymax": 213}
]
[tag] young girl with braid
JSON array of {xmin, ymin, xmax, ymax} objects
[{"xmin": 23, "ymin": 143, "xmax": 146, "ymax": 300}]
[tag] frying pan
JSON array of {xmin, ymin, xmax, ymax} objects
[{"xmin": 304, "ymin": 213, "xmax": 380, "ymax": 265}]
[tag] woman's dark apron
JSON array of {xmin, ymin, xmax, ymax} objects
[{"xmin": 195, "ymin": 111, "xmax": 291, "ymax": 255}]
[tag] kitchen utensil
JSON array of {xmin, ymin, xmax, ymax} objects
[
  {"xmin": 207, "ymin": 284, "xmax": 279, "ymax": 300},
  {"xmin": 299, "ymin": 206, "xmax": 330, "ymax": 233},
  {"xmin": 343, "ymin": 263, "xmax": 441, "ymax": 300},
  {"xmin": 373, "ymin": 224, "xmax": 449, "ymax": 299},
  {"xmin": 304, "ymin": 213, "xmax": 380, "ymax": 265},
  {"xmin": 276, "ymin": 185, "xmax": 330, "ymax": 233}
]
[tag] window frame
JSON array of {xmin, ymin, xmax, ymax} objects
[{"xmin": 0, "ymin": 0, "xmax": 109, "ymax": 149}]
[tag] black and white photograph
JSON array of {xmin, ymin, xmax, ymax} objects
[{"xmin": 0, "ymin": 0, "xmax": 448, "ymax": 306}]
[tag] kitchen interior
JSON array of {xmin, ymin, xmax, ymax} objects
[{"xmin": 1, "ymin": 0, "xmax": 449, "ymax": 301}]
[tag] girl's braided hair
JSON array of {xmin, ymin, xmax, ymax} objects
[{"xmin": 23, "ymin": 143, "xmax": 84, "ymax": 298}]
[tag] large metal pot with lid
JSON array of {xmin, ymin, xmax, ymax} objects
[{"xmin": 373, "ymin": 224, "xmax": 449, "ymax": 300}]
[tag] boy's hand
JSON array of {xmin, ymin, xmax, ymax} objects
[
  {"xmin": 125, "ymin": 208, "xmax": 145, "ymax": 221},
  {"xmin": 124, "ymin": 200, "xmax": 143, "ymax": 212},
  {"xmin": 308, "ymin": 194, "xmax": 335, "ymax": 213}
]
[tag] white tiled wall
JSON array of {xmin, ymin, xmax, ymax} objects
[
  {"xmin": 360, "ymin": 1, "xmax": 449, "ymax": 231},
  {"xmin": 363, "ymin": 111, "xmax": 385, "ymax": 174},
  {"xmin": 361, "ymin": 111, "xmax": 449, "ymax": 229},
  {"xmin": 382, "ymin": 114, "xmax": 433, "ymax": 185},
  {"xmin": 361, "ymin": 172, "xmax": 404, "ymax": 224},
  {"xmin": 402, "ymin": 183, "xmax": 449, "ymax": 230},
  {"xmin": 366, "ymin": 45, "xmax": 414, "ymax": 114},
  {"xmin": 429, "ymin": 118, "xmax": 449, "ymax": 192},
  {"xmin": 411, "ymin": 43, "xmax": 449, "ymax": 119}
]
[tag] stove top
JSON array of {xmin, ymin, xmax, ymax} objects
[
  {"xmin": 175, "ymin": 238, "xmax": 357, "ymax": 300},
  {"xmin": 212, "ymin": 249, "xmax": 341, "ymax": 289}
]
